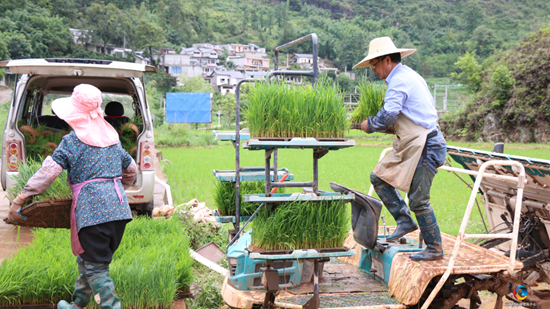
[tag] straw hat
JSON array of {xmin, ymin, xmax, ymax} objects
[
  {"xmin": 353, "ymin": 37, "xmax": 416, "ymax": 69},
  {"xmin": 52, "ymin": 84, "xmax": 119, "ymax": 148}
]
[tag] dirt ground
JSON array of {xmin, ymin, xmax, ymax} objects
[
  {"xmin": 0, "ymin": 181, "xmax": 35, "ymax": 263},
  {"xmin": 0, "ymin": 86, "xmax": 12, "ymax": 105}
]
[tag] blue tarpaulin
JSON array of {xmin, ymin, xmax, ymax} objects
[{"xmin": 166, "ymin": 92, "xmax": 211, "ymax": 123}]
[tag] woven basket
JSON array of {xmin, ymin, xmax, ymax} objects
[{"xmin": 17, "ymin": 199, "xmax": 73, "ymax": 229}]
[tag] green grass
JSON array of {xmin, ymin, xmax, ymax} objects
[
  {"xmin": 0, "ymin": 217, "xmax": 193, "ymax": 308},
  {"xmin": 154, "ymin": 124, "xmax": 217, "ymax": 148},
  {"xmin": 160, "ymin": 139, "xmax": 550, "ymax": 238}
]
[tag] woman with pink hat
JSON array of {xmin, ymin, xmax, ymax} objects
[{"xmin": 7, "ymin": 84, "xmax": 137, "ymax": 309}]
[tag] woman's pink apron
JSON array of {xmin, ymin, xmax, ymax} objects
[{"xmin": 69, "ymin": 177, "xmax": 123, "ymax": 256}]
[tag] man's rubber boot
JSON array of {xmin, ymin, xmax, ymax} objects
[
  {"xmin": 58, "ymin": 257, "xmax": 92, "ymax": 309},
  {"xmin": 371, "ymin": 173, "xmax": 418, "ymax": 242},
  {"xmin": 89, "ymin": 271, "xmax": 121, "ymax": 309},
  {"xmin": 409, "ymin": 210, "xmax": 444, "ymax": 261}
]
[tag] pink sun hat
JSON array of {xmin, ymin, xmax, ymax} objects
[{"xmin": 52, "ymin": 84, "xmax": 120, "ymax": 147}]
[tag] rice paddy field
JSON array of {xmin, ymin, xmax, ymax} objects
[{"xmin": 161, "ymin": 130, "xmax": 550, "ymax": 238}]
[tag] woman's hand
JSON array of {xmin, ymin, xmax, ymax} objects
[{"xmin": 5, "ymin": 193, "xmax": 28, "ymax": 224}]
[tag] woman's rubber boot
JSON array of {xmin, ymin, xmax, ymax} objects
[
  {"xmin": 409, "ymin": 210, "xmax": 444, "ymax": 261},
  {"xmin": 371, "ymin": 173, "xmax": 418, "ymax": 242},
  {"xmin": 58, "ymin": 257, "xmax": 92, "ymax": 309},
  {"xmin": 89, "ymin": 272, "xmax": 121, "ymax": 309}
]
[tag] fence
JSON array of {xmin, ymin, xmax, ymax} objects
[
  {"xmin": 432, "ymin": 84, "xmax": 468, "ymax": 112},
  {"xmin": 344, "ymin": 84, "xmax": 469, "ymax": 113}
]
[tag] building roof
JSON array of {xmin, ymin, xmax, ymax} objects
[
  {"xmin": 214, "ymin": 70, "xmax": 246, "ymax": 79},
  {"xmin": 248, "ymin": 43, "xmax": 261, "ymax": 49},
  {"xmin": 294, "ymin": 54, "xmax": 314, "ymax": 58},
  {"xmin": 134, "ymin": 54, "xmax": 151, "ymax": 61}
]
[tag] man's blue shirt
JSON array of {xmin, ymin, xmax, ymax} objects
[{"xmin": 367, "ymin": 64, "xmax": 438, "ymax": 132}]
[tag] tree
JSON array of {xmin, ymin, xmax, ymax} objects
[
  {"xmin": 451, "ymin": 51, "xmax": 482, "ymax": 93},
  {"xmin": 134, "ymin": 19, "xmax": 166, "ymax": 66},
  {"xmin": 462, "ymin": 1, "xmax": 483, "ymax": 34},
  {"xmin": 468, "ymin": 25, "xmax": 501, "ymax": 58},
  {"xmin": 86, "ymin": 3, "xmax": 125, "ymax": 53},
  {"xmin": 7, "ymin": 34, "xmax": 32, "ymax": 59},
  {"xmin": 337, "ymin": 73, "xmax": 353, "ymax": 93}
]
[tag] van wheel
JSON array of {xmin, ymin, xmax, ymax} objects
[{"xmin": 136, "ymin": 198, "xmax": 154, "ymax": 218}]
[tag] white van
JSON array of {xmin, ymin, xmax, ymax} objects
[{"xmin": 1, "ymin": 58, "xmax": 157, "ymax": 216}]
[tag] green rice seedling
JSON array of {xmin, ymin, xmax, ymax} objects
[
  {"xmin": 18, "ymin": 123, "xmax": 69, "ymax": 161},
  {"xmin": 349, "ymin": 82, "xmax": 387, "ymax": 124},
  {"xmin": 251, "ymin": 199, "xmax": 350, "ymax": 250},
  {"xmin": 243, "ymin": 80, "xmax": 348, "ymax": 138},
  {"xmin": 0, "ymin": 217, "xmax": 193, "ymax": 309},
  {"xmin": 7, "ymin": 157, "xmax": 72, "ymax": 204},
  {"xmin": 214, "ymin": 181, "xmax": 284, "ymax": 216}
]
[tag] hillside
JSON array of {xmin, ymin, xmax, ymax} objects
[
  {"xmin": 0, "ymin": 0, "xmax": 549, "ymax": 78},
  {"xmin": 440, "ymin": 23, "xmax": 550, "ymax": 143}
]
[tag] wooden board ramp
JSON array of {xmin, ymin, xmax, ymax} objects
[{"xmin": 387, "ymin": 230, "xmax": 523, "ymax": 305}]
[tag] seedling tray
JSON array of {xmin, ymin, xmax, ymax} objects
[
  {"xmin": 213, "ymin": 209, "xmax": 252, "ymax": 223},
  {"xmin": 243, "ymin": 137, "xmax": 355, "ymax": 151},
  {"xmin": 243, "ymin": 192, "xmax": 355, "ymax": 204},
  {"xmin": 6, "ymin": 199, "xmax": 72, "ymax": 229},
  {"xmin": 213, "ymin": 168, "xmax": 294, "ymax": 182},
  {"xmin": 213, "ymin": 130, "xmax": 250, "ymax": 141},
  {"xmin": 246, "ymin": 246, "xmax": 355, "ymax": 260}
]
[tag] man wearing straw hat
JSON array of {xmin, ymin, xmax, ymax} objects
[{"xmin": 353, "ymin": 37, "xmax": 447, "ymax": 261}]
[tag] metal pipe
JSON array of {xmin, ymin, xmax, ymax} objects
[
  {"xmin": 271, "ymin": 182, "xmax": 314, "ymax": 188},
  {"xmin": 271, "ymin": 33, "xmax": 318, "ymax": 82},
  {"xmin": 421, "ymin": 160, "xmax": 526, "ymax": 309},
  {"xmin": 226, "ymin": 203, "xmax": 265, "ymax": 252},
  {"xmin": 438, "ymin": 165, "xmax": 527, "ymax": 184},
  {"xmin": 274, "ymin": 150, "xmax": 278, "ymax": 185},
  {"xmin": 465, "ymin": 233, "xmax": 513, "ymax": 239},
  {"xmin": 524, "ymin": 200, "xmax": 548, "ymax": 210},
  {"xmin": 265, "ymin": 151, "xmax": 272, "ymax": 196},
  {"xmin": 239, "ymin": 166, "xmax": 276, "ymax": 171},
  {"xmin": 313, "ymin": 154, "xmax": 319, "ymax": 195},
  {"xmin": 234, "ymin": 78, "xmax": 255, "ymax": 235},
  {"xmin": 486, "ymin": 189, "xmax": 509, "ymax": 200}
]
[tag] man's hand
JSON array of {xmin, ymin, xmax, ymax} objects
[
  {"xmin": 360, "ymin": 119, "xmax": 370, "ymax": 133},
  {"xmin": 4, "ymin": 193, "xmax": 28, "ymax": 225},
  {"xmin": 350, "ymin": 123, "xmax": 362, "ymax": 130}
]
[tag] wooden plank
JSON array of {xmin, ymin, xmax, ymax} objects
[{"xmin": 388, "ymin": 231, "xmax": 523, "ymax": 305}]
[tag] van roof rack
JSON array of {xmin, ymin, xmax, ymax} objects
[{"xmin": 45, "ymin": 58, "xmax": 112, "ymax": 65}]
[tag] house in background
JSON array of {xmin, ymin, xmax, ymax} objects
[
  {"xmin": 69, "ymin": 28, "xmax": 92, "ymax": 45},
  {"xmin": 223, "ymin": 43, "xmax": 266, "ymax": 57},
  {"xmin": 192, "ymin": 43, "xmax": 224, "ymax": 53},
  {"xmin": 291, "ymin": 54, "xmax": 321, "ymax": 68},
  {"xmin": 207, "ymin": 70, "xmax": 246, "ymax": 95},
  {"xmin": 134, "ymin": 53, "xmax": 151, "ymax": 65},
  {"xmin": 228, "ymin": 54, "xmax": 270, "ymax": 73},
  {"xmin": 159, "ymin": 53, "xmax": 203, "ymax": 78},
  {"xmin": 180, "ymin": 47, "xmax": 219, "ymax": 75},
  {"xmin": 112, "ymin": 48, "xmax": 132, "ymax": 58}
]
